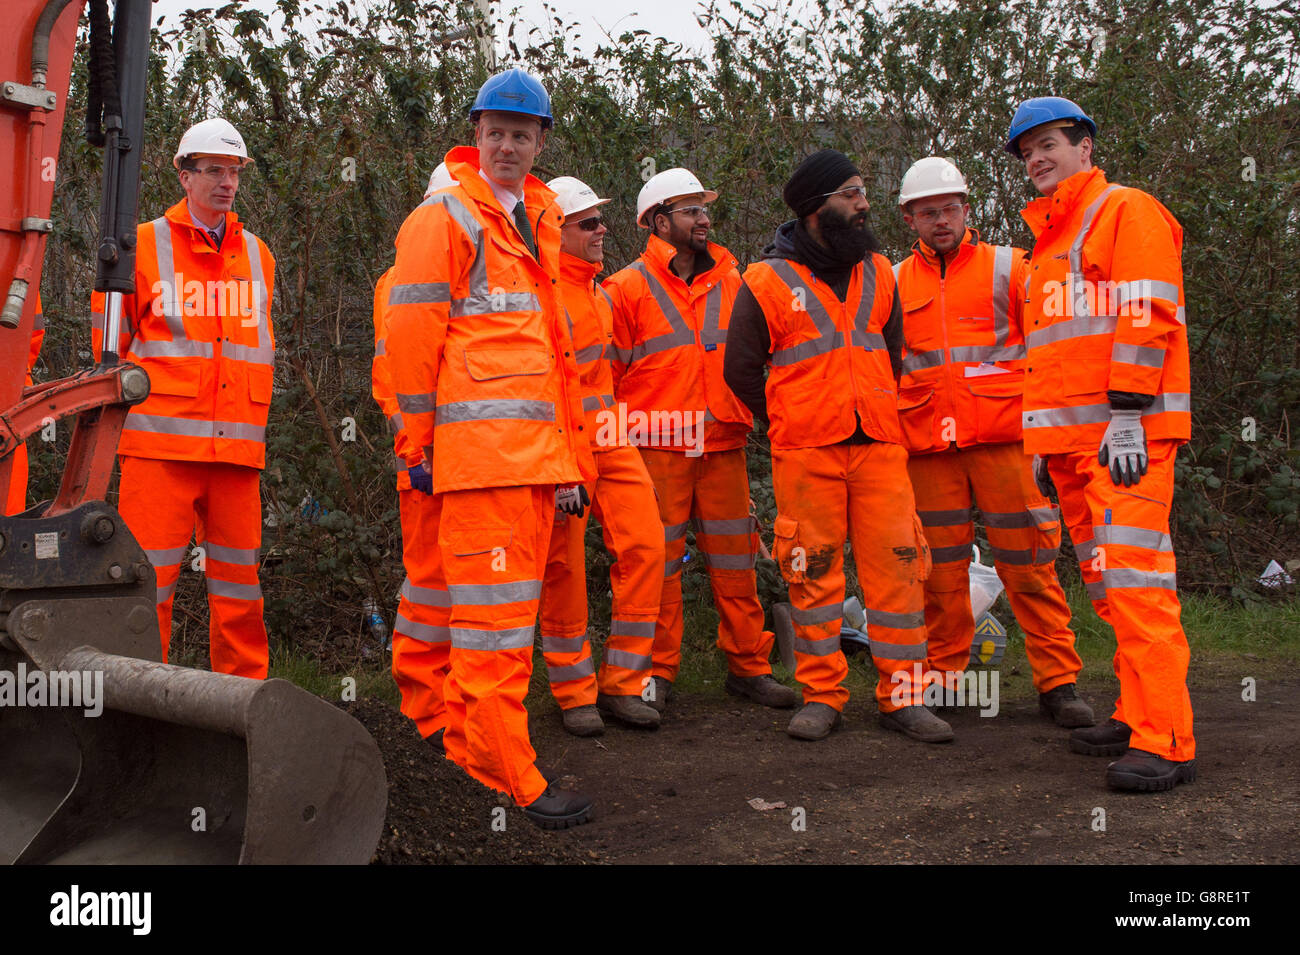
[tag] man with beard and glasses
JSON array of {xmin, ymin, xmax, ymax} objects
[
  {"xmin": 604, "ymin": 167, "xmax": 798, "ymax": 716},
  {"xmin": 724, "ymin": 149, "xmax": 952, "ymax": 744}
]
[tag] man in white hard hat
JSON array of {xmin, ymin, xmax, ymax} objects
[
  {"xmin": 537, "ymin": 175, "xmax": 665, "ymax": 735},
  {"xmin": 604, "ymin": 167, "xmax": 797, "ymax": 714},
  {"xmin": 90, "ymin": 117, "xmax": 276, "ymax": 677},
  {"xmin": 893, "ymin": 156, "xmax": 1091, "ymax": 728}
]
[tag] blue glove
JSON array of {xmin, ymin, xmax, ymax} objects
[{"xmin": 407, "ymin": 463, "xmax": 433, "ymax": 495}]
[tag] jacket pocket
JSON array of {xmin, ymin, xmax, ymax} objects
[
  {"xmin": 911, "ymin": 512, "xmax": 933, "ymax": 584},
  {"xmin": 772, "ymin": 515, "xmax": 805, "ymax": 585},
  {"xmin": 144, "ymin": 360, "xmax": 202, "ymax": 398},
  {"xmin": 445, "ymin": 523, "xmax": 515, "ymax": 557},
  {"xmin": 897, "ymin": 385, "xmax": 937, "ymax": 452},
  {"xmin": 464, "ymin": 345, "xmax": 551, "ymax": 381},
  {"xmin": 247, "ymin": 363, "xmax": 274, "ymax": 404},
  {"xmin": 967, "ymin": 368, "xmax": 1024, "ymax": 444}
]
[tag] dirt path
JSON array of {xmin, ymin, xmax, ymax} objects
[{"xmin": 357, "ymin": 676, "xmax": 1300, "ymax": 864}]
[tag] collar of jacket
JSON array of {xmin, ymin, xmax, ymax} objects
[
  {"xmin": 167, "ymin": 199, "xmax": 241, "ymax": 247},
  {"xmin": 560, "ymin": 250, "xmax": 600, "ymax": 289},
  {"xmin": 443, "ymin": 145, "xmax": 559, "ymax": 247},
  {"xmin": 1021, "ymin": 166, "xmax": 1109, "ymax": 238},
  {"xmin": 910, "ymin": 227, "xmax": 980, "ymax": 269},
  {"xmin": 640, "ymin": 232, "xmax": 736, "ymax": 291}
]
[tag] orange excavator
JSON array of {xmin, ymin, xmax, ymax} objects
[{"xmin": 0, "ymin": 0, "xmax": 387, "ymax": 864}]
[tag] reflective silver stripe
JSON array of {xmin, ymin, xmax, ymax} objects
[
  {"xmin": 991, "ymin": 245, "xmax": 1014, "ymax": 346},
  {"xmin": 984, "ymin": 510, "xmax": 1035, "ymax": 529},
  {"xmin": 1114, "ymin": 279, "xmax": 1179, "ymax": 308},
  {"xmin": 918, "ymin": 508, "xmax": 972, "ymax": 527},
  {"xmin": 375, "ymin": 338, "xmax": 386, "ymax": 357},
  {"xmin": 1028, "ymin": 506, "xmax": 1058, "ymax": 526},
  {"xmin": 794, "ymin": 634, "xmax": 841, "ymax": 656},
  {"xmin": 436, "ymin": 399, "xmax": 555, "ymax": 424},
  {"xmin": 1101, "ymin": 568, "xmax": 1177, "ymax": 590},
  {"xmin": 989, "ymin": 545, "xmax": 1034, "ymax": 566},
  {"xmin": 450, "ymin": 291, "xmax": 541, "ymax": 317},
  {"xmin": 400, "ymin": 578, "xmax": 451, "ymax": 607},
  {"xmin": 625, "ymin": 261, "xmax": 696, "ymax": 361},
  {"xmin": 547, "ymin": 658, "xmax": 595, "ymax": 682},
  {"xmin": 949, "ymin": 343, "xmax": 1025, "ymax": 363},
  {"xmin": 1111, "ymin": 343, "xmax": 1165, "ymax": 368},
  {"xmin": 146, "ymin": 545, "xmax": 190, "ymax": 566},
  {"xmin": 849, "ymin": 329, "xmax": 886, "ymax": 349},
  {"xmin": 702, "ymin": 551, "xmax": 755, "ymax": 569},
  {"xmin": 124, "ymin": 413, "xmax": 265, "ymax": 442},
  {"xmin": 1085, "ymin": 580, "xmax": 1107, "ymax": 600},
  {"xmin": 448, "ymin": 579, "xmax": 543, "ymax": 605},
  {"xmin": 397, "ymin": 391, "xmax": 437, "ymax": 413},
  {"xmin": 395, "ymin": 614, "xmax": 450, "ymax": 644},
  {"xmin": 204, "ymin": 542, "xmax": 260, "ymax": 565},
  {"xmin": 868, "ymin": 638, "xmax": 928, "ymax": 661},
  {"xmin": 224, "ymin": 231, "xmax": 275, "ymax": 365},
  {"xmin": 609, "ymin": 344, "xmax": 633, "ymax": 364},
  {"xmin": 387, "ymin": 412, "xmax": 404, "ymax": 435},
  {"xmin": 1151, "ymin": 392, "xmax": 1191, "ymax": 413},
  {"xmin": 33, "ymin": 309, "xmax": 45, "ymax": 331},
  {"xmin": 452, "ymin": 625, "xmax": 534, "ymax": 651},
  {"xmin": 699, "ymin": 284, "xmax": 726, "ymax": 347},
  {"xmin": 610, "ymin": 619, "xmax": 656, "ymax": 638},
  {"xmin": 1026, "ymin": 314, "xmax": 1117, "ymax": 350},
  {"xmin": 389, "ymin": 282, "xmax": 451, "ymax": 306},
  {"xmin": 1033, "ymin": 547, "xmax": 1060, "ymax": 563},
  {"xmin": 852, "ymin": 258, "xmax": 878, "ymax": 336},
  {"xmin": 156, "ymin": 580, "xmax": 177, "ymax": 603},
  {"xmin": 767, "ymin": 259, "xmax": 838, "ymax": 367},
  {"xmin": 791, "ymin": 602, "xmax": 842, "ymax": 626},
  {"xmin": 1067, "ymin": 185, "xmax": 1123, "ymax": 318},
  {"xmin": 542, "ymin": 635, "xmax": 587, "ymax": 654},
  {"xmin": 91, "ymin": 308, "xmax": 105, "ymax": 334},
  {"xmin": 865, "ymin": 607, "xmax": 925, "ymax": 631},
  {"xmin": 664, "ymin": 521, "xmax": 689, "ymax": 541},
  {"xmin": 930, "ymin": 543, "xmax": 973, "ymax": 563},
  {"xmin": 603, "ymin": 649, "xmax": 652, "ymax": 671},
  {"xmin": 576, "ymin": 343, "xmax": 604, "ymax": 363},
  {"xmin": 664, "ymin": 558, "xmax": 682, "ymax": 577},
  {"xmin": 130, "ymin": 338, "xmax": 212, "ymax": 359},
  {"xmin": 418, "ymin": 192, "xmax": 493, "ymax": 316},
  {"xmin": 206, "ymin": 578, "xmax": 262, "ymax": 600},
  {"xmin": 1075, "ymin": 537, "xmax": 1097, "ymax": 562},
  {"xmin": 145, "ymin": 218, "xmax": 213, "ymax": 359},
  {"xmin": 1094, "ymin": 524, "xmax": 1173, "ymax": 551},
  {"xmin": 581, "ymin": 394, "xmax": 605, "ymax": 411},
  {"xmin": 1024, "ymin": 392, "xmax": 1190, "ymax": 430},
  {"xmin": 695, "ymin": 517, "xmax": 752, "ymax": 535},
  {"xmin": 902, "ymin": 349, "xmax": 946, "ymax": 374}
]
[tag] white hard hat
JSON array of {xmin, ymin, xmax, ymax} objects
[
  {"xmin": 898, "ymin": 157, "xmax": 968, "ymax": 208},
  {"xmin": 636, "ymin": 167, "xmax": 718, "ymax": 229},
  {"xmin": 424, "ymin": 162, "xmax": 458, "ymax": 198},
  {"xmin": 546, "ymin": 175, "xmax": 611, "ymax": 217},
  {"xmin": 173, "ymin": 117, "xmax": 252, "ymax": 169}
]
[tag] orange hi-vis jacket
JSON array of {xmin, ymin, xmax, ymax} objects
[
  {"xmin": 895, "ymin": 230, "xmax": 1030, "ymax": 453},
  {"xmin": 557, "ymin": 251, "xmax": 621, "ymax": 451},
  {"xmin": 1020, "ymin": 167, "xmax": 1190, "ymax": 454},
  {"xmin": 372, "ymin": 267, "xmax": 419, "ymax": 491},
  {"xmin": 741, "ymin": 253, "xmax": 902, "ymax": 451},
  {"xmin": 384, "ymin": 146, "xmax": 593, "ymax": 492},
  {"xmin": 604, "ymin": 234, "xmax": 752, "ymax": 453},
  {"xmin": 91, "ymin": 200, "xmax": 276, "ymax": 469}
]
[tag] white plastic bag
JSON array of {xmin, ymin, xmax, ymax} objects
[{"xmin": 968, "ymin": 545, "xmax": 1004, "ymax": 620}]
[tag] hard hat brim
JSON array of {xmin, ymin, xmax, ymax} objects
[{"xmin": 636, "ymin": 189, "xmax": 719, "ymax": 228}]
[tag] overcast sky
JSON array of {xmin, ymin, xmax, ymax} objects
[{"xmin": 150, "ymin": 0, "xmax": 715, "ymax": 53}]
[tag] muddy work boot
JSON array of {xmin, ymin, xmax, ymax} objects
[
  {"xmin": 786, "ymin": 702, "xmax": 843, "ymax": 741},
  {"xmin": 1038, "ymin": 682, "xmax": 1096, "ymax": 728},
  {"xmin": 1069, "ymin": 717, "xmax": 1131, "ymax": 756},
  {"xmin": 643, "ymin": 676, "xmax": 673, "ymax": 714},
  {"xmin": 1105, "ymin": 749, "xmax": 1197, "ymax": 792},
  {"xmin": 725, "ymin": 672, "xmax": 799, "ymax": 709},
  {"xmin": 524, "ymin": 782, "xmax": 594, "ymax": 830},
  {"xmin": 560, "ymin": 704, "xmax": 605, "ymax": 738},
  {"xmin": 597, "ymin": 693, "xmax": 661, "ymax": 729},
  {"xmin": 879, "ymin": 704, "xmax": 954, "ymax": 743}
]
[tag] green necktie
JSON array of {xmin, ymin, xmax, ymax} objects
[{"xmin": 512, "ymin": 200, "xmax": 536, "ymax": 257}]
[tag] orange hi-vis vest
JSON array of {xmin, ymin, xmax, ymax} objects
[
  {"xmin": 372, "ymin": 266, "xmax": 418, "ymax": 491},
  {"xmin": 741, "ymin": 253, "xmax": 902, "ymax": 451},
  {"xmin": 557, "ymin": 251, "xmax": 622, "ymax": 452},
  {"xmin": 894, "ymin": 230, "xmax": 1030, "ymax": 453},
  {"xmin": 604, "ymin": 234, "xmax": 752, "ymax": 453},
  {"xmin": 91, "ymin": 200, "xmax": 276, "ymax": 469},
  {"xmin": 384, "ymin": 146, "xmax": 594, "ymax": 493},
  {"xmin": 1020, "ymin": 167, "xmax": 1190, "ymax": 455}
]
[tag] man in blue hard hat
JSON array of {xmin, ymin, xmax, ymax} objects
[
  {"xmin": 1006, "ymin": 95, "xmax": 1196, "ymax": 792},
  {"xmin": 385, "ymin": 67, "xmax": 598, "ymax": 829}
]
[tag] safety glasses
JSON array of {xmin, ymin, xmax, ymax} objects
[{"xmin": 570, "ymin": 214, "xmax": 604, "ymax": 232}]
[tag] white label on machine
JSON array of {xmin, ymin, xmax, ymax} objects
[{"xmin": 35, "ymin": 531, "xmax": 59, "ymax": 559}]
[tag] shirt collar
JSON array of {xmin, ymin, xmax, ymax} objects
[{"xmin": 478, "ymin": 168, "xmax": 525, "ymax": 216}]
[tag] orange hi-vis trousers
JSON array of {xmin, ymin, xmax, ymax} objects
[
  {"xmin": 639, "ymin": 447, "xmax": 773, "ymax": 682},
  {"xmin": 440, "ymin": 484, "xmax": 553, "ymax": 806},
  {"xmin": 119, "ymin": 455, "xmax": 268, "ymax": 678},
  {"xmin": 391, "ymin": 487, "xmax": 451, "ymax": 738},
  {"xmin": 907, "ymin": 441, "xmax": 1082, "ymax": 693},
  {"xmin": 540, "ymin": 445, "xmax": 664, "ymax": 708},
  {"xmin": 1047, "ymin": 440, "xmax": 1195, "ymax": 760},
  {"xmin": 772, "ymin": 441, "xmax": 932, "ymax": 712}
]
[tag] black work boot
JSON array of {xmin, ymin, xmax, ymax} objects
[
  {"xmin": 1106, "ymin": 749, "xmax": 1197, "ymax": 792},
  {"xmin": 524, "ymin": 782, "xmax": 594, "ymax": 830},
  {"xmin": 1069, "ymin": 717, "xmax": 1131, "ymax": 756},
  {"xmin": 1038, "ymin": 682, "xmax": 1096, "ymax": 728},
  {"xmin": 725, "ymin": 672, "xmax": 799, "ymax": 709}
]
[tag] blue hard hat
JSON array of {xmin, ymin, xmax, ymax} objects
[
  {"xmin": 469, "ymin": 68, "xmax": 553, "ymax": 129},
  {"xmin": 1004, "ymin": 96, "xmax": 1097, "ymax": 155}
]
